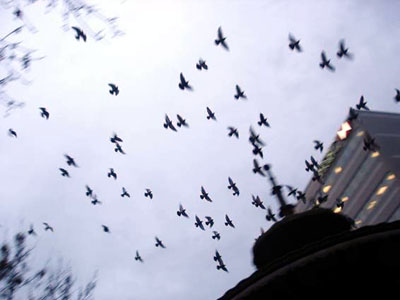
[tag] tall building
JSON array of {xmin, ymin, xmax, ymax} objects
[{"xmin": 295, "ymin": 108, "xmax": 400, "ymax": 226}]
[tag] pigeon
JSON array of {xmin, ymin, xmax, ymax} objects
[
  {"xmin": 288, "ymin": 33, "xmax": 302, "ymax": 52},
  {"xmin": 163, "ymin": 114, "xmax": 177, "ymax": 131},
  {"xmin": 102, "ymin": 225, "xmax": 110, "ymax": 233},
  {"xmin": 64, "ymin": 154, "xmax": 78, "ymax": 167},
  {"xmin": 227, "ymin": 127, "xmax": 239, "ymax": 138},
  {"xmin": 214, "ymin": 250, "xmax": 228, "ymax": 272},
  {"xmin": 177, "ymin": 204, "xmax": 189, "ymax": 218},
  {"xmin": 310, "ymin": 156, "xmax": 320, "ymax": 169},
  {"xmin": 110, "ymin": 133, "xmax": 123, "ymax": 144},
  {"xmin": 206, "ymin": 107, "xmax": 216, "ymax": 121},
  {"xmin": 176, "ymin": 114, "xmax": 189, "ymax": 127},
  {"xmin": 71, "ymin": 26, "xmax": 87, "ymax": 41},
  {"xmin": 195, "ymin": 215, "xmax": 205, "ymax": 231},
  {"xmin": 251, "ymin": 195, "xmax": 265, "ymax": 209},
  {"xmin": 108, "ymin": 168, "xmax": 117, "ymax": 180},
  {"xmin": 249, "ymin": 126, "xmax": 265, "ymax": 146},
  {"xmin": 8, "ymin": 128, "xmax": 17, "ymax": 137},
  {"xmin": 234, "ymin": 85, "xmax": 246, "ymax": 100},
  {"xmin": 336, "ymin": 198, "xmax": 345, "ymax": 210},
  {"xmin": 305, "ymin": 160, "xmax": 314, "ymax": 172},
  {"xmin": 28, "ymin": 224, "xmax": 36, "ymax": 236},
  {"xmin": 196, "ymin": 59, "xmax": 208, "ymax": 70},
  {"xmin": 178, "ymin": 73, "xmax": 192, "ymax": 90},
  {"xmin": 227, "ymin": 177, "xmax": 240, "ymax": 196},
  {"xmin": 363, "ymin": 136, "xmax": 378, "ymax": 152},
  {"xmin": 313, "ymin": 140, "xmax": 323, "ymax": 152},
  {"xmin": 252, "ymin": 159, "xmax": 266, "ymax": 176},
  {"xmin": 121, "ymin": 187, "xmax": 130, "ymax": 198},
  {"xmin": 317, "ymin": 194, "xmax": 328, "ymax": 205},
  {"xmin": 224, "ymin": 214, "xmax": 235, "ymax": 228},
  {"xmin": 39, "ymin": 107, "xmax": 49, "ymax": 119},
  {"xmin": 296, "ymin": 191, "xmax": 306, "ymax": 203},
  {"xmin": 337, "ymin": 40, "xmax": 353, "ymax": 59},
  {"xmin": 266, "ymin": 207, "xmax": 277, "ymax": 222},
  {"xmin": 252, "ymin": 144, "xmax": 264, "ymax": 159},
  {"xmin": 135, "ymin": 250, "xmax": 143, "ymax": 262},
  {"xmin": 319, "ymin": 51, "xmax": 335, "ymax": 71},
  {"xmin": 43, "ymin": 222, "xmax": 53, "ymax": 232},
  {"xmin": 394, "ymin": 89, "xmax": 400, "ymax": 103},
  {"xmin": 85, "ymin": 185, "xmax": 93, "ymax": 197},
  {"xmin": 91, "ymin": 195, "xmax": 102, "ymax": 205},
  {"xmin": 13, "ymin": 7, "xmax": 22, "ymax": 18},
  {"xmin": 205, "ymin": 216, "xmax": 214, "ymax": 228},
  {"xmin": 155, "ymin": 237, "xmax": 166, "ymax": 248},
  {"xmin": 356, "ymin": 95, "xmax": 369, "ymax": 110},
  {"xmin": 200, "ymin": 186, "xmax": 212, "ymax": 202},
  {"xmin": 212, "ymin": 231, "xmax": 220, "ymax": 240},
  {"xmin": 257, "ymin": 113, "xmax": 270, "ymax": 127},
  {"xmin": 215, "ymin": 26, "xmax": 229, "ymax": 51},
  {"xmin": 286, "ymin": 185, "xmax": 298, "ymax": 198},
  {"xmin": 114, "ymin": 143, "xmax": 126, "ymax": 154},
  {"xmin": 59, "ymin": 168, "xmax": 70, "ymax": 177},
  {"xmin": 144, "ymin": 189, "xmax": 153, "ymax": 199},
  {"xmin": 108, "ymin": 83, "xmax": 119, "ymax": 95}
]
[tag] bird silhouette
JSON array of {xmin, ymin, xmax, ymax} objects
[
  {"xmin": 102, "ymin": 225, "xmax": 110, "ymax": 233},
  {"xmin": 176, "ymin": 114, "xmax": 189, "ymax": 127},
  {"xmin": 319, "ymin": 51, "xmax": 335, "ymax": 71},
  {"xmin": 155, "ymin": 237, "xmax": 166, "ymax": 248},
  {"xmin": 313, "ymin": 140, "xmax": 323, "ymax": 152},
  {"xmin": 363, "ymin": 136, "xmax": 379, "ymax": 152},
  {"xmin": 163, "ymin": 114, "xmax": 177, "ymax": 131},
  {"xmin": 296, "ymin": 191, "xmax": 306, "ymax": 203},
  {"xmin": 286, "ymin": 185, "xmax": 298, "ymax": 198},
  {"xmin": 337, "ymin": 40, "xmax": 353, "ymax": 59},
  {"xmin": 28, "ymin": 224, "xmax": 36, "ymax": 236},
  {"xmin": 85, "ymin": 185, "xmax": 93, "ymax": 197},
  {"xmin": 251, "ymin": 195, "xmax": 266, "ymax": 209},
  {"xmin": 135, "ymin": 250, "xmax": 143, "ymax": 262},
  {"xmin": 252, "ymin": 159, "xmax": 266, "ymax": 176},
  {"xmin": 227, "ymin": 177, "xmax": 240, "ymax": 196},
  {"xmin": 356, "ymin": 95, "xmax": 369, "ymax": 110},
  {"xmin": 91, "ymin": 195, "xmax": 102, "ymax": 205},
  {"xmin": 205, "ymin": 216, "xmax": 214, "ymax": 228},
  {"xmin": 71, "ymin": 26, "xmax": 87, "ymax": 41},
  {"xmin": 59, "ymin": 168, "xmax": 70, "ymax": 177},
  {"xmin": 108, "ymin": 83, "xmax": 119, "ymax": 95},
  {"xmin": 215, "ymin": 26, "xmax": 229, "ymax": 51},
  {"xmin": 206, "ymin": 107, "xmax": 216, "ymax": 121},
  {"xmin": 212, "ymin": 231, "xmax": 220, "ymax": 240},
  {"xmin": 214, "ymin": 250, "xmax": 228, "ymax": 272},
  {"xmin": 144, "ymin": 189, "xmax": 153, "ymax": 199},
  {"xmin": 234, "ymin": 85, "xmax": 247, "ymax": 100},
  {"xmin": 305, "ymin": 160, "xmax": 315, "ymax": 172},
  {"xmin": 266, "ymin": 207, "xmax": 277, "ymax": 222},
  {"xmin": 227, "ymin": 127, "xmax": 239, "ymax": 138},
  {"xmin": 64, "ymin": 154, "xmax": 78, "ymax": 167},
  {"xmin": 196, "ymin": 59, "xmax": 208, "ymax": 70},
  {"xmin": 200, "ymin": 186, "xmax": 212, "ymax": 202},
  {"xmin": 257, "ymin": 113, "xmax": 270, "ymax": 127},
  {"xmin": 8, "ymin": 128, "xmax": 17, "ymax": 137},
  {"xmin": 336, "ymin": 198, "xmax": 345, "ymax": 209},
  {"xmin": 394, "ymin": 89, "xmax": 400, "ymax": 103},
  {"xmin": 177, "ymin": 204, "xmax": 189, "ymax": 218},
  {"xmin": 252, "ymin": 144, "xmax": 264, "ymax": 159},
  {"xmin": 43, "ymin": 222, "xmax": 53, "ymax": 232},
  {"xmin": 110, "ymin": 133, "xmax": 123, "ymax": 144},
  {"xmin": 195, "ymin": 215, "xmax": 205, "ymax": 231},
  {"xmin": 121, "ymin": 187, "xmax": 130, "ymax": 198},
  {"xmin": 224, "ymin": 214, "xmax": 235, "ymax": 228},
  {"xmin": 288, "ymin": 33, "xmax": 302, "ymax": 52},
  {"xmin": 114, "ymin": 143, "xmax": 126, "ymax": 154},
  {"xmin": 249, "ymin": 126, "xmax": 265, "ymax": 146},
  {"xmin": 310, "ymin": 156, "xmax": 320, "ymax": 169},
  {"xmin": 107, "ymin": 168, "xmax": 117, "ymax": 180},
  {"xmin": 178, "ymin": 73, "xmax": 192, "ymax": 90},
  {"xmin": 39, "ymin": 107, "xmax": 49, "ymax": 119}
]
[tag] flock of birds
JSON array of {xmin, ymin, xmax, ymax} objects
[{"xmin": 5, "ymin": 23, "xmax": 400, "ymax": 275}]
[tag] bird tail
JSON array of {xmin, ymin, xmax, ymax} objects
[
  {"xmin": 289, "ymin": 44, "xmax": 295, "ymax": 50},
  {"xmin": 178, "ymin": 83, "xmax": 184, "ymax": 90},
  {"xmin": 177, "ymin": 123, "xmax": 181, "ymax": 127},
  {"xmin": 200, "ymin": 195, "xmax": 204, "ymax": 199},
  {"xmin": 177, "ymin": 212, "xmax": 181, "ymax": 216},
  {"xmin": 234, "ymin": 95, "xmax": 239, "ymax": 100},
  {"xmin": 215, "ymin": 40, "xmax": 220, "ymax": 45}
]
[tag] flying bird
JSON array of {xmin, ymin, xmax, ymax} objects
[
  {"xmin": 176, "ymin": 114, "xmax": 189, "ymax": 127},
  {"xmin": 288, "ymin": 33, "xmax": 302, "ymax": 52},
  {"xmin": 258, "ymin": 113, "xmax": 270, "ymax": 127},
  {"xmin": 356, "ymin": 95, "xmax": 369, "ymax": 110},
  {"xmin": 313, "ymin": 140, "xmax": 323, "ymax": 152},
  {"xmin": 214, "ymin": 251, "xmax": 228, "ymax": 272},
  {"xmin": 108, "ymin": 83, "xmax": 119, "ymax": 95},
  {"xmin": 43, "ymin": 222, "xmax": 53, "ymax": 232},
  {"xmin": 177, "ymin": 204, "xmax": 189, "ymax": 218},
  {"xmin": 286, "ymin": 185, "xmax": 298, "ymax": 198},
  {"xmin": 251, "ymin": 195, "xmax": 265, "ymax": 209},
  {"xmin": 317, "ymin": 194, "xmax": 328, "ymax": 205},
  {"xmin": 39, "ymin": 107, "xmax": 49, "ymax": 119},
  {"xmin": 252, "ymin": 144, "xmax": 264, "ymax": 159},
  {"xmin": 28, "ymin": 224, "xmax": 36, "ymax": 236},
  {"xmin": 110, "ymin": 133, "xmax": 123, "ymax": 144},
  {"xmin": 214, "ymin": 250, "xmax": 222, "ymax": 262},
  {"xmin": 107, "ymin": 168, "xmax": 117, "ymax": 180},
  {"xmin": 252, "ymin": 159, "xmax": 266, "ymax": 176},
  {"xmin": 266, "ymin": 207, "xmax": 277, "ymax": 222},
  {"xmin": 224, "ymin": 214, "xmax": 235, "ymax": 228},
  {"xmin": 205, "ymin": 216, "xmax": 214, "ymax": 228},
  {"xmin": 102, "ymin": 225, "xmax": 110, "ymax": 233},
  {"xmin": 178, "ymin": 73, "xmax": 192, "ymax": 90},
  {"xmin": 71, "ymin": 26, "xmax": 87, "ymax": 41},
  {"xmin": 144, "ymin": 189, "xmax": 153, "ymax": 199},
  {"xmin": 206, "ymin": 107, "xmax": 216, "ymax": 121},
  {"xmin": 8, "ymin": 128, "xmax": 17, "ymax": 137},
  {"xmin": 200, "ymin": 186, "xmax": 212, "ymax": 202},
  {"xmin": 227, "ymin": 127, "xmax": 239, "ymax": 139},
  {"xmin": 310, "ymin": 156, "xmax": 320, "ymax": 169},
  {"xmin": 163, "ymin": 114, "xmax": 177, "ymax": 132},
  {"xmin": 135, "ymin": 251, "xmax": 143, "ymax": 263},
  {"xmin": 336, "ymin": 40, "xmax": 353, "ymax": 59},
  {"xmin": 212, "ymin": 231, "xmax": 220, "ymax": 240},
  {"xmin": 114, "ymin": 143, "xmax": 126, "ymax": 154},
  {"xmin": 85, "ymin": 185, "xmax": 93, "ymax": 197},
  {"xmin": 121, "ymin": 187, "xmax": 130, "ymax": 198},
  {"xmin": 64, "ymin": 154, "xmax": 78, "ymax": 167},
  {"xmin": 336, "ymin": 198, "xmax": 345, "ymax": 210},
  {"xmin": 155, "ymin": 237, "xmax": 166, "ymax": 248},
  {"xmin": 196, "ymin": 59, "xmax": 208, "ymax": 70},
  {"xmin": 234, "ymin": 85, "xmax": 247, "ymax": 100},
  {"xmin": 59, "ymin": 168, "xmax": 70, "ymax": 177},
  {"xmin": 91, "ymin": 195, "xmax": 102, "ymax": 205},
  {"xmin": 227, "ymin": 177, "xmax": 239, "ymax": 196},
  {"xmin": 296, "ymin": 191, "xmax": 306, "ymax": 203},
  {"xmin": 363, "ymin": 136, "xmax": 378, "ymax": 152},
  {"xmin": 319, "ymin": 51, "xmax": 335, "ymax": 71},
  {"xmin": 249, "ymin": 126, "xmax": 265, "ymax": 146},
  {"xmin": 215, "ymin": 26, "xmax": 229, "ymax": 51},
  {"xmin": 195, "ymin": 215, "xmax": 205, "ymax": 231},
  {"xmin": 305, "ymin": 160, "xmax": 314, "ymax": 172},
  {"xmin": 394, "ymin": 89, "xmax": 400, "ymax": 103}
]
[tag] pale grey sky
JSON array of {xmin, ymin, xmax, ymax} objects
[{"xmin": 1, "ymin": 0, "xmax": 400, "ymax": 299}]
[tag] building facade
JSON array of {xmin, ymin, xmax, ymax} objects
[{"xmin": 296, "ymin": 108, "xmax": 400, "ymax": 226}]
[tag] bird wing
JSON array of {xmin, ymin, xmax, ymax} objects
[
  {"xmin": 321, "ymin": 51, "xmax": 327, "ymax": 62},
  {"xmin": 339, "ymin": 39, "xmax": 345, "ymax": 52},
  {"xmin": 177, "ymin": 114, "xmax": 183, "ymax": 122},
  {"xmin": 236, "ymin": 85, "xmax": 241, "ymax": 94},
  {"xmin": 221, "ymin": 39, "xmax": 229, "ymax": 51},
  {"xmin": 288, "ymin": 33, "xmax": 296, "ymax": 43},
  {"xmin": 228, "ymin": 177, "xmax": 234, "ymax": 185},
  {"xmin": 206, "ymin": 107, "xmax": 213, "ymax": 115},
  {"xmin": 108, "ymin": 83, "xmax": 116, "ymax": 89},
  {"xmin": 71, "ymin": 26, "xmax": 80, "ymax": 34},
  {"xmin": 180, "ymin": 73, "xmax": 185, "ymax": 83}
]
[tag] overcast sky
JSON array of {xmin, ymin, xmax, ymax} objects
[{"xmin": 1, "ymin": 0, "xmax": 400, "ymax": 299}]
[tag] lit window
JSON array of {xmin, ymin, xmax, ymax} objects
[
  {"xmin": 357, "ymin": 131, "xmax": 364, "ymax": 137},
  {"xmin": 322, "ymin": 185, "xmax": 332, "ymax": 193},
  {"xmin": 342, "ymin": 196, "xmax": 349, "ymax": 202},
  {"xmin": 367, "ymin": 200, "xmax": 377, "ymax": 210},
  {"xmin": 371, "ymin": 152, "xmax": 380, "ymax": 158},
  {"xmin": 337, "ymin": 121, "xmax": 352, "ymax": 140},
  {"xmin": 376, "ymin": 186, "xmax": 388, "ymax": 196},
  {"xmin": 387, "ymin": 174, "xmax": 396, "ymax": 181},
  {"xmin": 355, "ymin": 220, "xmax": 362, "ymax": 225},
  {"xmin": 334, "ymin": 167, "xmax": 343, "ymax": 174},
  {"xmin": 333, "ymin": 207, "xmax": 342, "ymax": 213}
]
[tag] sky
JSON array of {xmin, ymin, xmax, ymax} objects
[{"xmin": 1, "ymin": 0, "xmax": 400, "ymax": 299}]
